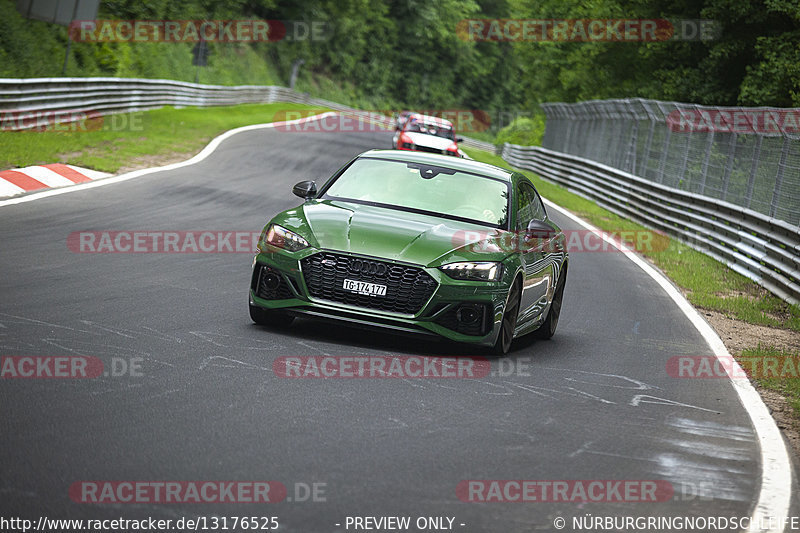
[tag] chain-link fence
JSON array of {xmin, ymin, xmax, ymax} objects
[{"xmin": 541, "ymin": 98, "xmax": 800, "ymax": 228}]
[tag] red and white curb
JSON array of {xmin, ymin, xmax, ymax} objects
[{"xmin": 0, "ymin": 164, "xmax": 111, "ymax": 198}]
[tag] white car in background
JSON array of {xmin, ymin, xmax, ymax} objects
[{"xmin": 392, "ymin": 113, "xmax": 465, "ymax": 157}]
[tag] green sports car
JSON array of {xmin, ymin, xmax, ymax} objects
[{"xmin": 249, "ymin": 150, "xmax": 568, "ymax": 354}]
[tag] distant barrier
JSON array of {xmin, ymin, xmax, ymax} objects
[
  {"xmin": 540, "ymin": 98, "xmax": 799, "ymax": 228},
  {"xmin": 503, "ymin": 143, "xmax": 800, "ymax": 305},
  {"xmin": 0, "ymin": 77, "xmax": 495, "ymax": 151}
]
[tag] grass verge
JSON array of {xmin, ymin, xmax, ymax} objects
[
  {"xmin": 0, "ymin": 103, "xmax": 328, "ymax": 173},
  {"xmin": 745, "ymin": 347, "xmax": 800, "ymax": 412}
]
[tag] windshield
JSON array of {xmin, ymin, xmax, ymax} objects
[
  {"xmin": 323, "ymin": 157, "xmax": 509, "ymax": 228},
  {"xmin": 404, "ymin": 118, "xmax": 456, "ymax": 140}
]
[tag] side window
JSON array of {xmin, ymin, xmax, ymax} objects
[
  {"xmin": 529, "ymin": 186, "xmax": 547, "ymax": 221},
  {"xmin": 517, "ymin": 182, "xmax": 547, "ymax": 230},
  {"xmin": 516, "ymin": 183, "xmax": 535, "ymax": 230}
]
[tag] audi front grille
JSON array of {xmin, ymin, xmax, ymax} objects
[{"xmin": 300, "ymin": 252, "xmax": 437, "ymax": 315}]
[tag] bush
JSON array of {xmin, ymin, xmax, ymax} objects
[{"xmin": 495, "ymin": 114, "xmax": 546, "ymax": 147}]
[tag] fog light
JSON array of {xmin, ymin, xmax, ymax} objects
[
  {"xmin": 456, "ymin": 304, "xmax": 481, "ymax": 325},
  {"xmin": 262, "ymin": 271, "xmax": 281, "ymax": 290}
]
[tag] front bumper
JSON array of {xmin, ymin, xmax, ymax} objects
[{"xmin": 249, "ymin": 248, "xmax": 511, "ymax": 346}]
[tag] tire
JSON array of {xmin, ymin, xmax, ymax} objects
[
  {"xmin": 493, "ymin": 278, "xmax": 522, "ymax": 355},
  {"xmin": 533, "ymin": 267, "xmax": 567, "ymax": 340},
  {"xmin": 249, "ymin": 304, "xmax": 294, "ymax": 327}
]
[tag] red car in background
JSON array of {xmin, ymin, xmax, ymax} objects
[{"xmin": 392, "ymin": 113, "xmax": 465, "ymax": 157}]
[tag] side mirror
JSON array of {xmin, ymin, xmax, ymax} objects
[
  {"xmin": 525, "ymin": 219, "xmax": 556, "ymax": 240},
  {"xmin": 292, "ymin": 180, "xmax": 317, "ymax": 199},
  {"xmin": 456, "ymin": 137, "xmax": 464, "ymax": 143}
]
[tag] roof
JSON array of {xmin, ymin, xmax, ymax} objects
[
  {"xmin": 407, "ymin": 113, "xmax": 454, "ymax": 128},
  {"xmin": 360, "ymin": 150, "xmax": 514, "ymax": 182}
]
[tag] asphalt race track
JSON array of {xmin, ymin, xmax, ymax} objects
[{"xmin": 1, "ymin": 122, "xmax": 798, "ymax": 532}]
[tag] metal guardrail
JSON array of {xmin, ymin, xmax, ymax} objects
[
  {"xmin": 0, "ymin": 77, "xmax": 350, "ymax": 121},
  {"xmin": 456, "ymin": 136, "xmax": 496, "ymax": 152},
  {"xmin": 503, "ymin": 143, "xmax": 800, "ymax": 305},
  {"xmin": 0, "ymin": 76, "xmax": 496, "ymax": 151}
]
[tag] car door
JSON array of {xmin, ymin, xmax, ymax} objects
[{"xmin": 516, "ymin": 180, "xmax": 555, "ymax": 325}]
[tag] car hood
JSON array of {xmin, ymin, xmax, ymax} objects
[
  {"xmin": 274, "ymin": 200, "xmax": 509, "ymax": 267},
  {"xmin": 404, "ymin": 132, "xmax": 456, "ymax": 151}
]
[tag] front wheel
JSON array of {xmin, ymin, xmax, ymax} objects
[
  {"xmin": 249, "ymin": 304, "xmax": 294, "ymax": 327},
  {"xmin": 533, "ymin": 267, "xmax": 567, "ymax": 340},
  {"xmin": 493, "ymin": 279, "xmax": 522, "ymax": 355}
]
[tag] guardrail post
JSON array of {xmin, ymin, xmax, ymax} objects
[
  {"xmin": 698, "ymin": 130, "xmax": 715, "ymax": 195},
  {"xmin": 676, "ymin": 118, "xmax": 693, "ymax": 189},
  {"xmin": 721, "ymin": 133, "xmax": 737, "ymax": 200},
  {"xmin": 563, "ymin": 110, "xmax": 574, "ymax": 153},
  {"xmin": 656, "ymin": 127, "xmax": 672, "ymax": 184},
  {"xmin": 745, "ymin": 135, "xmax": 762, "ymax": 209},
  {"xmin": 623, "ymin": 121, "xmax": 638, "ymax": 173},
  {"xmin": 639, "ymin": 105, "xmax": 656, "ymax": 179},
  {"xmin": 770, "ymin": 136, "xmax": 789, "ymax": 218}
]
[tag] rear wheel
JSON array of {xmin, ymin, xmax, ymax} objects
[
  {"xmin": 249, "ymin": 304, "xmax": 294, "ymax": 327},
  {"xmin": 533, "ymin": 267, "xmax": 567, "ymax": 340},
  {"xmin": 493, "ymin": 279, "xmax": 522, "ymax": 355}
]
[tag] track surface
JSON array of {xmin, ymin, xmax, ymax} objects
[{"xmin": 0, "ymin": 125, "xmax": 796, "ymax": 531}]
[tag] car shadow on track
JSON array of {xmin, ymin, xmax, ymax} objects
[{"xmin": 250, "ymin": 315, "xmax": 551, "ymax": 359}]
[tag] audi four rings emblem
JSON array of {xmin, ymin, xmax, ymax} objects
[{"xmin": 349, "ymin": 259, "xmax": 387, "ymax": 276}]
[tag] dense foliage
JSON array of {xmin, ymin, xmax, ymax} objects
[{"xmin": 1, "ymin": 0, "xmax": 797, "ymax": 121}]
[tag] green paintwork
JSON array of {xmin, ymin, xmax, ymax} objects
[
  {"xmin": 270, "ymin": 201, "xmax": 511, "ymax": 267},
  {"xmin": 249, "ymin": 150, "xmax": 567, "ymax": 348}
]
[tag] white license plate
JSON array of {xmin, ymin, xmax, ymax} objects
[{"xmin": 343, "ymin": 278, "xmax": 387, "ymax": 297}]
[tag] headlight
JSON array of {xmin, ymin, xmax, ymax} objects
[
  {"xmin": 440, "ymin": 262, "xmax": 503, "ymax": 282},
  {"xmin": 261, "ymin": 224, "xmax": 309, "ymax": 252}
]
